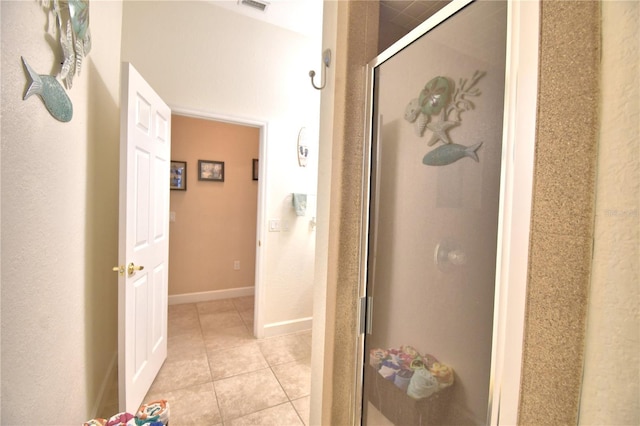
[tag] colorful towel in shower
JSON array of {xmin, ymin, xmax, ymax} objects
[
  {"xmin": 369, "ymin": 348, "xmax": 388, "ymax": 369},
  {"xmin": 105, "ymin": 412, "xmax": 135, "ymax": 426},
  {"xmin": 400, "ymin": 345, "xmax": 420, "ymax": 357},
  {"xmin": 430, "ymin": 362, "xmax": 454, "ymax": 387},
  {"xmin": 407, "ymin": 368, "xmax": 439, "ymax": 399},
  {"xmin": 83, "ymin": 419, "xmax": 107, "ymax": 426},
  {"xmin": 135, "ymin": 399, "xmax": 170, "ymax": 425},
  {"xmin": 393, "ymin": 368, "xmax": 414, "ymax": 392},
  {"xmin": 378, "ymin": 364, "xmax": 399, "ymax": 380},
  {"xmin": 371, "ymin": 345, "xmax": 455, "ymax": 396}
]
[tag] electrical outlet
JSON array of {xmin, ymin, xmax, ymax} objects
[
  {"xmin": 233, "ymin": 260, "xmax": 240, "ymax": 270},
  {"xmin": 170, "ymin": 211, "xmax": 176, "ymax": 222}
]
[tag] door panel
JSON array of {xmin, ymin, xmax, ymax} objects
[
  {"xmin": 153, "ymin": 157, "xmax": 167, "ymax": 241},
  {"xmin": 134, "ymin": 150, "xmax": 151, "ymax": 247},
  {"xmin": 133, "ymin": 276, "xmax": 149, "ymax": 374},
  {"xmin": 119, "ymin": 62, "xmax": 171, "ymax": 413},
  {"xmin": 151, "ymin": 264, "xmax": 166, "ymax": 350},
  {"xmin": 361, "ymin": 1, "xmax": 508, "ymax": 424}
]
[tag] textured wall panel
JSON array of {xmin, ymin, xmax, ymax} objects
[{"xmin": 519, "ymin": 1, "xmax": 600, "ymax": 424}]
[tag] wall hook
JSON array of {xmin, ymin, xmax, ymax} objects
[{"xmin": 309, "ymin": 48, "xmax": 331, "ymax": 90}]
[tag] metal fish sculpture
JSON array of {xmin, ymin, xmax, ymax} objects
[
  {"xmin": 422, "ymin": 142, "xmax": 483, "ymax": 166},
  {"xmin": 22, "ymin": 57, "xmax": 73, "ymax": 122}
]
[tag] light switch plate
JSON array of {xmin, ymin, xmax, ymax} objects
[{"xmin": 269, "ymin": 219, "xmax": 280, "ymax": 232}]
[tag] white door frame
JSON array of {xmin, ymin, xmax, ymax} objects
[
  {"xmin": 488, "ymin": 1, "xmax": 540, "ymax": 423},
  {"xmin": 170, "ymin": 107, "xmax": 268, "ymax": 338}
]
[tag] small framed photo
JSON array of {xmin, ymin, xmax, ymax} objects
[
  {"xmin": 252, "ymin": 159, "xmax": 259, "ymax": 181},
  {"xmin": 198, "ymin": 160, "xmax": 224, "ymax": 182},
  {"xmin": 170, "ymin": 160, "xmax": 187, "ymax": 190}
]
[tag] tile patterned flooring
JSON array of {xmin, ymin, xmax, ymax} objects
[{"xmin": 143, "ymin": 296, "xmax": 311, "ymax": 425}]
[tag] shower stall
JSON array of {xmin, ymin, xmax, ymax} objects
[{"xmin": 358, "ymin": 0, "xmax": 524, "ymax": 424}]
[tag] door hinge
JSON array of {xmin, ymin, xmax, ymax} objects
[{"xmin": 359, "ymin": 296, "xmax": 373, "ymax": 335}]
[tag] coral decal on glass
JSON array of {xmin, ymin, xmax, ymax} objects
[{"xmin": 404, "ymin": 71, "xmax": 486, "ymax": 166}]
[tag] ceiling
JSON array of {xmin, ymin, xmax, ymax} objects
[
  {"xmin": 208, "ymin": 0, "xmax": 323, "ymax": 39},
  {"xmin": 380, "ymin": 0, "xmax": 451, "ymax": 32},
  {"xmin": 378, "ymin": 0, "xmax": 451, "ymax": 52},
  {"xmin": 208, "ymin": 1, "xmax": 451, "ymax": 46}
]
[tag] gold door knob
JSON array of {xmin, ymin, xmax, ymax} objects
[
  {"xmin": 112, "ymin": 265, "xmax": 125, "ymax": 276},
  {"xmin": 127, "ymin": 263, "xmax": 144, "ymax": 275}
]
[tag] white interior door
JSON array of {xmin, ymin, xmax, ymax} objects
[{"xmin": 118, "ymin": 62, "xmax": 171, "ymax": 413}]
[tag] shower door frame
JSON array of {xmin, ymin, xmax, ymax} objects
[{"xmin": 355, "ymin": 0, "xmax": 540, "ymax": 424}]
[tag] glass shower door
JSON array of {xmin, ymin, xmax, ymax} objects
[{"xmin": 361, "ymin": 1, "xmax": 508, "ymax": 424}]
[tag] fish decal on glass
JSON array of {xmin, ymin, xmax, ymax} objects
[
  {"xmin": 404, "ymin": 70, "xmax": 486, "ymax": 166},
  {"xmin": 22, "ymin": 57, "xmax": 73, "ymax": 122},
  {"xmin": 422, "ymin": 142, "xmax": 482, "ymax": 166}
]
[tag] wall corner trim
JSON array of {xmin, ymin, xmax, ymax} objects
[
  {"xmin": 263, "ymin": 317, "xmax": 313, "ymax": 337},
  {"xmin": 168, "ymin": 287, "xmax": 255, "ymax": 305}
]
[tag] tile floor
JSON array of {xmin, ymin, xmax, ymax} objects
[{"xmin": 143, "ymin": 296, "xmax": 312, "ymax": 425}]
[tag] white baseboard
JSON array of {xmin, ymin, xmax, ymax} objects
[
  {"xmin": 263, "ymin": 316, "xmax": 313, "ymax": 337},
  {"xmin": 168, "ymin": 288, "xmax": 311, "ymax": 339},
  {"xmin": 168, "ymin": 286, "xmax": 255, "ymax": 305}
]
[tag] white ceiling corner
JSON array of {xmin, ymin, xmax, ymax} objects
[{"xmin": 206, "ymin": 0, "xmax": 323, "ymax": 39}]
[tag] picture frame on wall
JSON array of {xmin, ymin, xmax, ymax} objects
[
  {"xmin": 252, "ymin": 158, "xmax": 259, "ymax": 181},
  {"xmin": 198, "ymin": 160, "xmax": 224, "ymax": 182},
  {"xmin": 170, "ymin": 160, "xmax": 187, "ymax": 190}
]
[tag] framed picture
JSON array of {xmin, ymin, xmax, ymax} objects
[
  {"xmin": 198, "ymin": 160, "xmax": 224, "ymax": 182},
  {"xmin": 170, "ymin": 160, "xmax": 187, "ymax": 190},
  {"xmin": 252, "ymin": 158, "xmax": 259, "ymax": 181}
]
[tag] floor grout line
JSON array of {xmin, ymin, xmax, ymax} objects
[
  {"xmin": 156, "ymin": 297, "xmax": 311, "ymax": 425},
  {"xmin": 197, "ymin": 305, "xmax": 225, "ymax": 426}
]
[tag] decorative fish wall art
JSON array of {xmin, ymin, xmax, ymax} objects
[
  {"xmin": 22, "ymin": 57, "xmax": 73, "ymax": 122},
  {"xmin": 423, "ymin": 142, "xmax": 483, "ymax": 166},
  {"xmin": 404, "ymin": 70, "xmax": 486, "ymax": 166},
  {"xmin": 49, "ymin": 0, "xmax": 92, "ymax": 89},
  {"xmin": 20, "ymin": 0, "xmax": 92, "ymax": 122}
]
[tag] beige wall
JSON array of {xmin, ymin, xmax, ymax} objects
[
  {"xmin": 579, "ymin": 2, "xmax": 639, "ymax": 424},
  {"xmin": 169, "ymin": 115, "xmax": 259, "ymax": 295},
  {"xmin": 0, "ymin": 0, "xmax": 123, "ymax": 422}
]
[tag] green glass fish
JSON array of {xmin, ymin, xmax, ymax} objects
[
  {"xmin": 22, "ymin": 57, "xmax": 73, "ymax": 122},
  {"xmin": 422, "ymin": 142, "xmax": 483, "ymax": 166}
]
